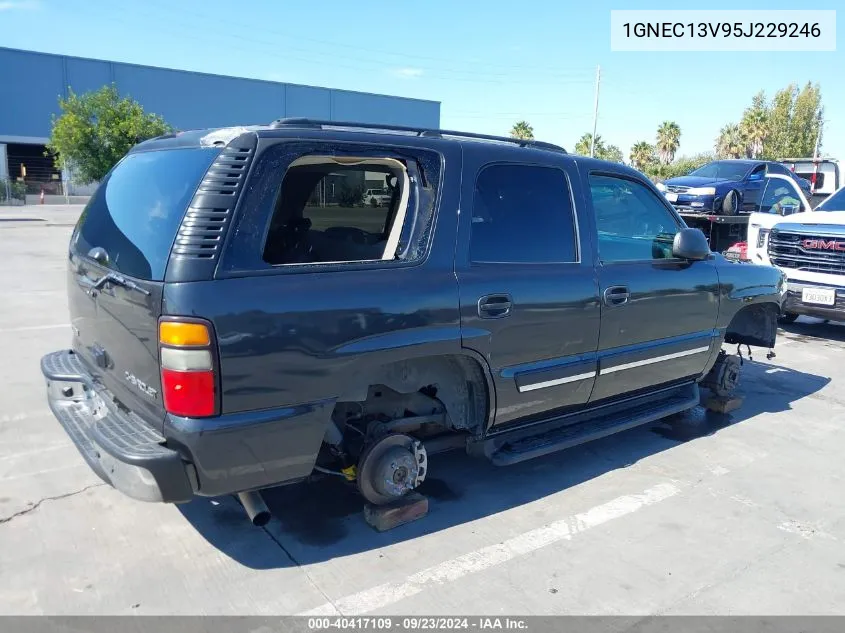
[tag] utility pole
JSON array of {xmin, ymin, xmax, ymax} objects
[
  {"xmin": 590, "ymin": 65, "xmax": 601, "ymax": 158},
  {"xmin": 813, "ymin": 114, "xmax": 824, "ymax": 160}
]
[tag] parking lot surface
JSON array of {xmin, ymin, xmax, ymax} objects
[{"xmin": 1, "ymin": 205, "xmax": 844, "ymax": 615}]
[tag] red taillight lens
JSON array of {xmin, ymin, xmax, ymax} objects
[
  {"xmin": 159, "ymin": 318, "xmax": 218, "ymax": 418},
  {"xmin": 161, "ymin": 369, "xmax": 216, "ymax": 417}
]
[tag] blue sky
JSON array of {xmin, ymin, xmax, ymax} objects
[{"xmin": 1, "ymin": 0, "xmax": 841, "ymax": 159}]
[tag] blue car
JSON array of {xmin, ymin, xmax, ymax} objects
[{"xmin": 657, "ymin": 159, "xmax": 812, "ymax": 215}]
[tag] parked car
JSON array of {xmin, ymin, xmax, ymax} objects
[
  {"xmin": 657, "ymin": 159, "xmax": 812, "ymax": 216},
  {"xmin": 363, "ymin": 188, "xmax": 391, "ymax": 206},
  {"xmin": 746, "ymin": 179, "xmax": 845, "ymax": 323},
  {"xmin": 40, "ymin": 119, "xmax": 784, "ymax": 526}
]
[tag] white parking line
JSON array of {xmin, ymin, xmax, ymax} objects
[{"xmin": 299, "ymin": 482, "xmax": 681, "ymax": 616}]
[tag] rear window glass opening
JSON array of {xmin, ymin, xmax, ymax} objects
[
  {"xmin": 262, "ymin": 156, "xmax": 413, "ymax": 266},
  {"xmin": 73, "ymin": 147, "xmax": 219, "ymax": 281}
]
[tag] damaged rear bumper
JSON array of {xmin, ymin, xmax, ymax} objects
[{"xmin": 40, "ymin": 350, "xmax": 195, "ymax": 503}]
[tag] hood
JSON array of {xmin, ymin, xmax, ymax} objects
[
  {"xmin": 781, "ymin": 210, "xmax": 845, "ymax": 227},
  {"xmin": 664, "ymin": 175, "xmax": 735, "ymax": 187}
]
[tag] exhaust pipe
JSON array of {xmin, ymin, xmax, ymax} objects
[{"xmin": 237, "ymin": 491, "xmax": 271, "ymax": 527}]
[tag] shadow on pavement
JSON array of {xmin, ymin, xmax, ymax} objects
[
  {"xmin": 779, "ymin": 317, "xmax": 845, "ymax": 344},
  {"xmin": 178, "ymin": 359, "xmax": 829, "ymax": 570}
]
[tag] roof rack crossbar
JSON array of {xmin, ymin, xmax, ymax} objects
[{"xmin": 268, "ymin": 118, "xmax": 566, "ymax": 153}]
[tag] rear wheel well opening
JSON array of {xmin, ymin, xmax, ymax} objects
[
  {"xmin": 322, "ymin": 355, "xmax": 491, "ymax": 463},
  {"xmin": 725, "ymin": 302, "xmax": 779, "ymax": 348}
]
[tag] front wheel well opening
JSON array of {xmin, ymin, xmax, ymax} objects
[{"xmin": 725, "ymin": 302, "xmax": 779, "ymax": 349}]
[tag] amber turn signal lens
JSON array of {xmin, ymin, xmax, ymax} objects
[{"xmin": 159, "ymin": 321, "xmax": 210, "ymax": 347}]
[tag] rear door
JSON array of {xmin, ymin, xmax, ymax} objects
[
  {"xmin": 456, "ymin": 148, "xmax": 600, "ymax": 430},
  {"xmin": 586, "ymin": 170, "xmax": 720, "ymax": 404},
  {"xmin": 69, "ymin": 147, "xmax": 219, "ymax": 428}
]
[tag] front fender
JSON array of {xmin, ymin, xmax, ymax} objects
[{"xmin": 715, "ymin": 257, "xmax": 785, "ymax": 348}]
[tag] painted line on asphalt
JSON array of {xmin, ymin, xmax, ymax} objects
[
  {"xmin": 0, "ymin": 324, "xmax": 69, "ymax": 333},
  {"xmin": 299, "ymin": 482, "xmax": 681, "ymax": 616}
]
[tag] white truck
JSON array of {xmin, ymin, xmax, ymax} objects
[
  {"xmin": 745, "ymin": 175, "xmax": 845, "ymax": 323},
  {"xmin": 779, "ymin": 157, "xmax": 840, "ymax": 208}
]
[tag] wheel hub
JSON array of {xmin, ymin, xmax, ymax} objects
[{"xmin": 357, "ymin": 434, "xmax": 427, "ymax": 506}]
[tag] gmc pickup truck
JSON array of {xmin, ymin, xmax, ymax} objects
[
  {"xmin": 40, "ymin": 119, "xmax": 785, "ymax": 526},
  {"xmin": 747, "ymin": 182, "xmax": 845, "ymax": 323}
]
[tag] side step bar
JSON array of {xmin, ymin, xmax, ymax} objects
[{"xmin": 478, "ymin": 384, "xmax": 699, "ymax": 466}]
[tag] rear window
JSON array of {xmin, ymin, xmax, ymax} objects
[{"xmin": 73, "ymin": 148, "xmax": 218, "ymax": 280}]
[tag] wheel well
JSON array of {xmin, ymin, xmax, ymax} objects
[
  {"xmin": 336, "ymin": 354, "xmax": 491, "ymax": 435},
  {"xmin": 725, "ymin": 302, "xmax": 779, "ymax": 348}
]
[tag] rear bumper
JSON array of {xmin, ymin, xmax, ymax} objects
[
  {"xmin": 41, "ymin": 349, "xmax": 331, "ymax": 501},
  {"xmin": 783, "ymin": 282, "xmax": 845, "ymax": 320},
  {"xmin": 41, "ymin": 350, "xmax": 195, "ymax": 503}
]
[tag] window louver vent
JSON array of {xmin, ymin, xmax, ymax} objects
[{"xmin": 172, "ymin": 146, "xmax": 253, "ymax": 260}]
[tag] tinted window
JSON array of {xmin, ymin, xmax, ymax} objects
[
  {"xmin": 816, "ymin": 187, "xmax": 845, "ymax": 211},
  {"xmin": 688, "ymin": 161, "xmax": 752, "ymax": 180},
  {"xmin": 589, "ymin": 174, "xmax": 680, "ymax": 262},
  {"xmin": 766, "ymin": 163, "xmax": 789, "ymax": 175},
  {"xmin": 759, "ymin": 178, "xmax": 803, "ymax": 215},
  {"xmin": 470, "ymin": 164, "xmax": 576, "ymax": 263},
  {"xmin": 73, "ymin": 148, "xmax": 218, "ymax": 280}
]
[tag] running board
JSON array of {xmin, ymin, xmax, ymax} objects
[{"xmin": 482, "ymin": 384, "xmax": 699, "ymax": 467}]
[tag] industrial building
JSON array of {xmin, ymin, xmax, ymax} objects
[{"xmin": 0, "ymin": 46, "xmax": 441, "ymax": 197}]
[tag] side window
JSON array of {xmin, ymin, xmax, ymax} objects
[
  {"xmin": 759, "ymin": 177, "xmax": 804, "ymax": 216},
  {"xmin": 748, "ymin": 164, "xmax": 766, "ymax": 181},
  {"xmin": 589, "ymin": 174, "xmax": 680, "ymax": 262},
  {"xmin": 766, "ymin": 163, "xmax": 788, "ymax": 176},
  {"xmin": 470, "ymin": 164, "xmax": 577, "ymax": 263},
  {"xmin": 262, "ymin": 158, "xmax": 407, "ymax": 265}
]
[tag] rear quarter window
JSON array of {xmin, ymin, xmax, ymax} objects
[{"xmin": 73, "ymin": 147, "xmax": 219, "ymax": 280}]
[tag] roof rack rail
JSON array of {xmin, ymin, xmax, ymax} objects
[{"xmin": 268, "ymin": 118, "xmax": 566, "ymax": 153}]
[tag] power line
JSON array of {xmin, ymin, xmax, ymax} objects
[{"xmin": 143, "ymin": 0, "xmax": 597, "ymax": 77}]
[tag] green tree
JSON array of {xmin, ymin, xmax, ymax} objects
[
  {"xmin": 629, "ymin": 141, "xmax": 656, "ymax": 170},
  {"xmin": 764, "ymin": 85, "xmax": 797, "ymax": 158},
  {"xmin": 574, "ymin": 133, "xmax": 603, "ymax": 156},
  {"xmin": 656, "ymin": 121, "xmax": 681, "ymax": 165},
  {"xmin": 786, "ymin": 82, "xmax": 823, "ymax": 157},
  {"xmin": 510, "ymin": 120, "xmax": 534, "ymax": 140},
  {"xmin": 47, "ymin": 84, "xmax": 172, "ymax": 184},
  {"xmin": 739, "ymin": 91, "xmax": 769, "ymax": 158},
  {"xmin": 715, "ymin": 124, "xmax": 745, "ymax": 159},
  {"xmin": 598, "ymin": 144, "xmax": 624, "ymax": 163}
]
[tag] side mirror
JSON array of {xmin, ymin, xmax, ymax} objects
[
  {"xmin": 748, "ymin": 172, "xmax": 763, "ymax": 181},
  {"xmin": 672, "ymin": 228, "xmax": 711, "ymax": 261}
]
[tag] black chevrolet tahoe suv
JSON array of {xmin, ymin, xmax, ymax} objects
[{"xmin": 40, "ymin": 119, "xmax": 785, "ymax": 523}]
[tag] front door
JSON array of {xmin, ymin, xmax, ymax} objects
[
  {"xmin": 741, "ymin": 164, "xmax": 767, "ymax": 212},
  {"xmin": 456, "ymin": 151, "xmax": 600, "ymax": 430},
  {"xmin": 586, "ymin": 171, "xmax": 721, "ymax": 404}
]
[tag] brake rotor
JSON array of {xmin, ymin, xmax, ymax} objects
[{"xmin": 357, "ymin": 433, "xmax": 427, "ymax": 506}]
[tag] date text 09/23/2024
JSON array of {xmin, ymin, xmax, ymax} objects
[{"xmin": 308, "ymin": 617, "xmax": 528, "ymax": 630}]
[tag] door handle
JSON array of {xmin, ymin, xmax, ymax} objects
[
  {"xmin": 478, "ymin": 294, "xmax": 513, "ymax": 319},
  {"xmin": 603, "ymin": 285, "xmax": 630, "ymax": 307}
]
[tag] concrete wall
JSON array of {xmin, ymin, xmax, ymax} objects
[{"xmin": 0, "ymin": 46, "xmax": 441, "ymax": 140}]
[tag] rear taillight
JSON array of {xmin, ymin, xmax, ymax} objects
[{"xmin": 159, "ymin": 319, "xmax": 217, "ymax": 418}]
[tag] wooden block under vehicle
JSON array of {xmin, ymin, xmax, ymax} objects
[
  {"xmin": 702, "ymin": 394, "xmax": 744, "ymax": 414},
  {"xmin": 363, "ymin": 492, "xmax": 429, "ymax": 532}
]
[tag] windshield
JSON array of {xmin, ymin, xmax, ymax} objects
[
  {"xmin": 688, "ymin": 161, "xmax": 752, "ymax": 181},
  {"xmin": 73, "ymin": 147, "xmax": 219, "ymax": 280},
  {"xmin": 817, "ymin": 188, "xmax": 845, "ymax": 212}
]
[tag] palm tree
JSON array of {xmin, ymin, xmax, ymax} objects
[
  {"xmin": 629, "ymin": 141, "xmax": 655, "ymax": 170},
  {"xmin": 510, "ymin": 120, "xmax": 534, "ymax": 140},
  {"xmin": 656, "ymin": 121, "xmax": 681, "ymax": 165},
  {"xmin": 715, "ymin": 124, "xmax": 745, "ymax": 159},
  {"xmin": 574, "ymin": 133, "xmax": 603, "ymax": 156},
  {"xmin": 739, "ymin": 108, "xmax": 768, "ymax": 158}
]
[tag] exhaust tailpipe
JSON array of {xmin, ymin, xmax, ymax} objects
[{"xmin": 237, "ymin": 491, "xmax": 271, "ymax": 527}]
